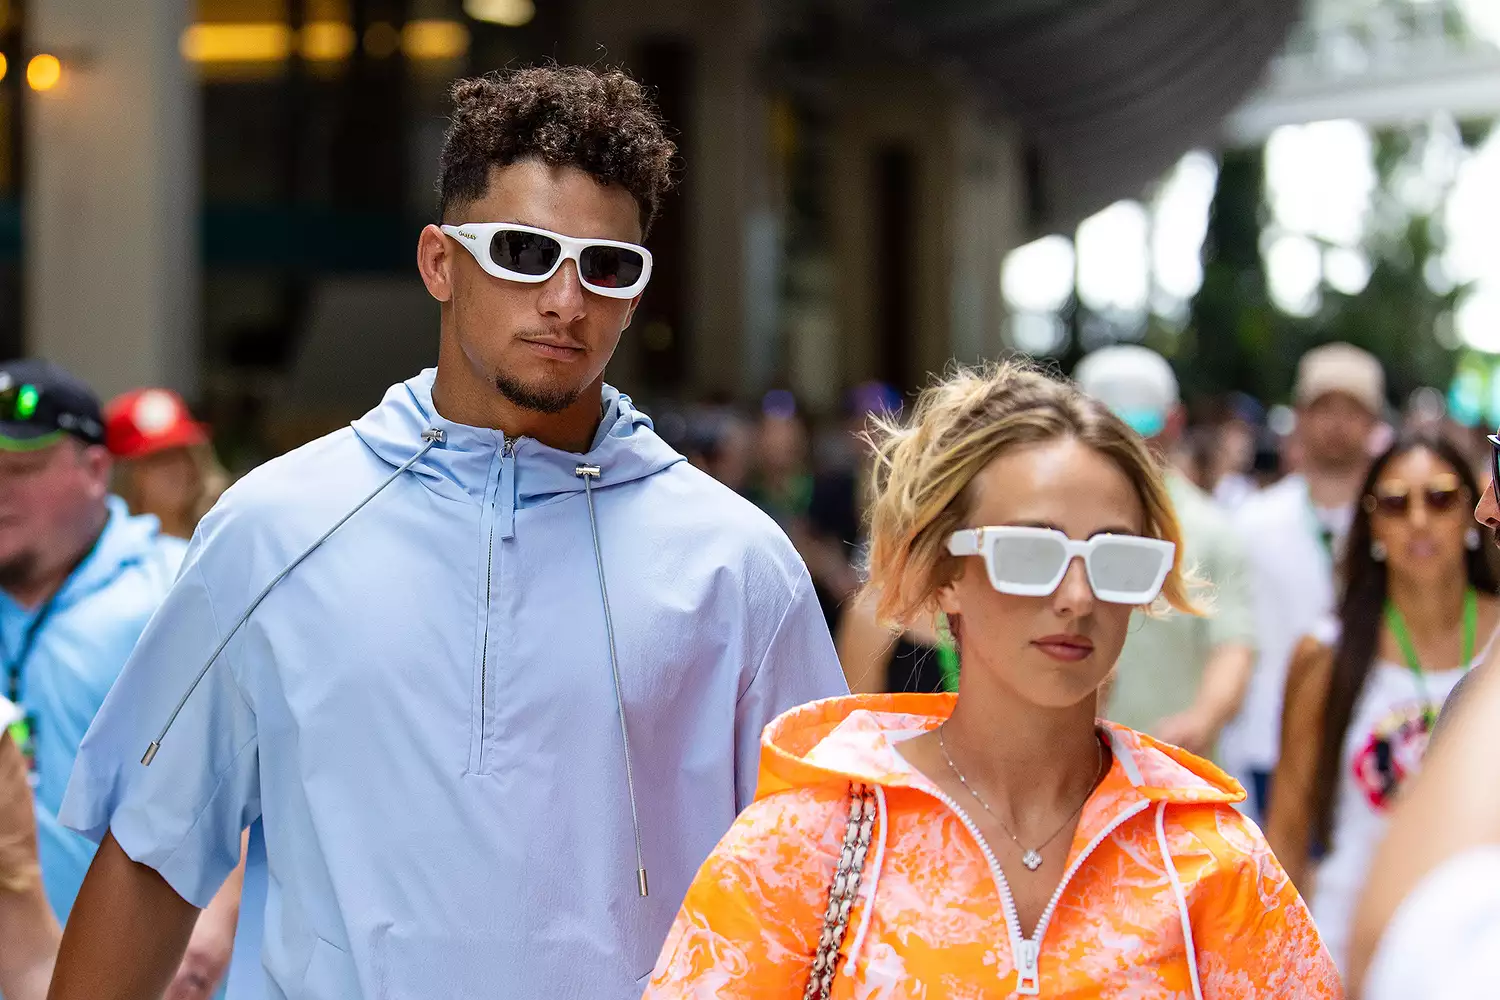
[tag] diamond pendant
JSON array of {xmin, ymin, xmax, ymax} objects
[{"xmin": 1022, "ymin": 849, "xmax": 1043, "ymax": 871}]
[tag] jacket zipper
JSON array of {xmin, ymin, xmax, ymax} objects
[
  {"xmin": 475, "ymin": 438, "xmax": 519, "ymax": 773},
  {"xmin": 920, "ymin": 785, "xmax": 1152, "ymax": 995}
]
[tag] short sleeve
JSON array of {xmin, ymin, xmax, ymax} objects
[
  {"xmin": 58, "ymin": 527, "xmax": 260, "ymax": 909},
  {"xmin": 1189, "ymin": 806, "xmax": 1342, "ymax": 998},
  {"xmin": 734, "ymin": 571, "xmax": 847, "ymax": 811}
]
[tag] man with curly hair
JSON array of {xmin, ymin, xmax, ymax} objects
[{"xmin": 49, "ymin": 65, "xmax": 845, "ymax": 1000}]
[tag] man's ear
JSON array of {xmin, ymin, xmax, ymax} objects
[
  {"xmin": 79, "ymin": 443, "xmax": 112, "ymax": 501},
  {"xmin": 621, "ymin": 292, "xmax": 643, "ymax": 331},
  {"xmin": 417, "ymin": 224, "xmax": 455, "ymax": 303}
]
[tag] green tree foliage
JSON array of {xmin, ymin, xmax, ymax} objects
[{"xmin": 1184, "ymin": 121, "xmax": 1487, "ymax": 409}]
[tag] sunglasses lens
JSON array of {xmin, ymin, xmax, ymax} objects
[
  {"xmin": 1089, "ymin": 541, "xmax": 1170, "ymax": 599},
  {"xmin": 579, "ymin": 245, "xmax": 645, "ymax": 289},
  {"xmin": 489, "ymin": 230, "xmax": 562, "ymax": 276},
  {"xmin": 989, "ymin": 533, "xmax": 1068, "ymax": 590},
  {"xmin": 1426, "ymin": 488, "xmax": 1462, "ymax": 512},
  {"xmin": 1374, "ymin": 494, "xmax": 1410, "ymax": 516}
]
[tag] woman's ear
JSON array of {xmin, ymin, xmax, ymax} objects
[
  {"xmin": 935, "ymin": 553, "xmax": 972, "ymax": 618},
  {"xmin": 936, "ymin": 580, "xmax": 963, "ymax": 618}
]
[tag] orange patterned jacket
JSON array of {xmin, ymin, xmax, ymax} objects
[{"xmin": 644, "ymin": 693, "xmax": 1341, "ymax": 999}]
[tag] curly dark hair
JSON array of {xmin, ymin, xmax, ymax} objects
[{"xmin": 436, "ymin": 65, "xmax": 677, "ymax": 235}]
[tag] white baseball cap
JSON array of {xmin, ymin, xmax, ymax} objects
[
  {"xmin": 1294, "ymin": 342, "xmax": 1385, "ymax": 415},
  {"xmin": 1074, "ymin": 345, "xmax": 1179, "ymax": 437}
]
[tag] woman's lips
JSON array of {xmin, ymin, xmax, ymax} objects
[
  {"xmin": 1032, "ymin": 634, "xmax": 1095, "ymax": 662},
  {"xmin": 1407, "ymin": 537, "xmax": 1438, "ymax": 559}
]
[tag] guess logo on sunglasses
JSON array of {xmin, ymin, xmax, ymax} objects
[
  {"xmin": 441, "ymin": 222, "xmax": 653, "ymax": 300},
  {"xmin": 1363, "ymin": 474, "xmax": 1466, "ymax": 517},
  {"xmin": 947, "ymin": 526, "xmax": 1176, "ymax": 605}
]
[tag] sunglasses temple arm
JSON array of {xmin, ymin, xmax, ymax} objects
[{"xmin": 948, "ymin": 531, "xmax": 982, "ymax": 556}]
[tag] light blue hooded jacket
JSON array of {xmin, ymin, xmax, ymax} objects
[
  {"xmin": 62, "ymin": 370, "xmax": 846, "ymax": 999},
  {"xmin": 0, "ymin": 496, "xmax": 184, "ymax": 920}
]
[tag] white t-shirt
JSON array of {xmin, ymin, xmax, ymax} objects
[
  {"xmin": 1312, "ymin": 649, "xmax": 1486, "ymax": 974},
  {"xmin": 1366, "ymin": 845, "xmax": 1500, "ymax": 1000},
  {"xmin": 1222, "ymin": 477, "xmax": 1345, "ymax": 779}
]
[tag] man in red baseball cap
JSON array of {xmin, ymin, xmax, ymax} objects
[{"xmin": 104, "ymin": 390, "xmax": 227, "ymax": 542}]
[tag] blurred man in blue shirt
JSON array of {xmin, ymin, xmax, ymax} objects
[{"xmin": 0, "ymin": 360, "xmax": 186, "ymax": 919}]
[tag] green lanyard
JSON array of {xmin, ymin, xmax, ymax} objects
[
  {"xmin": 1384, "ymin": 588, "xmax": 1478, "ymax": 726},
  {"xmin": 936, "ymin": 614, "xmax": 960, "ymax": 693}
]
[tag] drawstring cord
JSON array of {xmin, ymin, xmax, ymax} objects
[
  {"xmin": 576, "ymin": 464, "xmax": 649, "ymax": 898},
  {"xmin": 1156, "ymin": 801, "xmax": 1204, "ymax": 1000},
  {"xmin": 143, "ymin": 429, "xmax": 447, "ymax": 766}
]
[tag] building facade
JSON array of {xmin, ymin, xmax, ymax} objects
[{"xmin": 1, "ymin": 0, "xmax": 1297, "ymax": 458}]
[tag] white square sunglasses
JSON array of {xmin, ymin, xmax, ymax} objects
[
  {"xmin": 947, "ymin": 525, "xmax": 1176, "ymax": 605},
  {"xmin": 440, "ymin": 222, "xmax": 653, "ymax": 300}
]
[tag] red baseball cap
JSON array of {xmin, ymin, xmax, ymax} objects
[{"xmin": 105, "ymin": 388, "xmax": 210, "ymax": 459}]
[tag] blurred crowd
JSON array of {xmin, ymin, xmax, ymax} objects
[{"xmin": 2, "ymin": 334, "xmax": 1497, "ymax": 998}]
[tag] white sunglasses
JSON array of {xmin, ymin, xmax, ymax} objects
[
  {"xmin": 440, "ymin": 222, "xmax": 653, "ymax": 300},
  {"xmin": 947, "ymin": 526, "xmax": 1176, "ymax": 605}
]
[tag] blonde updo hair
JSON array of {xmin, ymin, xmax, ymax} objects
[{"xmin": 865, "ymin": 360, "xmax": 1199, "ymax": 626}]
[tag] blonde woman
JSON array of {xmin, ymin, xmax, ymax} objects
[
  {"xmin": 105, "ymin": 388, "xmax": 230, "ymax": 540},
  {"xmin": 645, "ymin": 363, "xmax": 1338, "ymax": 998}
]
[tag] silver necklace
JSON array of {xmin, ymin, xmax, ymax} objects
[{"xmin": 937, "ymin": 726, "xmax": 1105, "ymax": 872}]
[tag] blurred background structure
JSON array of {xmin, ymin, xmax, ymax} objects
[{"xmin": 1, "ymin": 0, "xmax": 1499, "ymax": 465}]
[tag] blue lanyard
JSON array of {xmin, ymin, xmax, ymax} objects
[
  {"xmin": 0, "ymin": 533, "xmax": 98, "ymax": 704},
  {"xmin": 2, "ymin": 593, "xmax": 61, "ymax": 705}
]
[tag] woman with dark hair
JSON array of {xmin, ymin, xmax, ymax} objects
[{"xmin": 1267, "ymin": 433, "xmax": 1500, "ymax": 976}]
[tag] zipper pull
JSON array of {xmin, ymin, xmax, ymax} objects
[
  {"xmin": 497, "ymin": 437, "xmax": 518, "ymax": 539},
  {"xmin": 1015, "ymin": 938, "xmax": 1040, "ymax": 995}
]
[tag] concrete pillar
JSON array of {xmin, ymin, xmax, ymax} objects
[
  {"xmin": 24, "ymin": 0, "xmax": 198, "ymax": 401},
  {"xmin": 826, "ymin": 62, "xmax": 956, "ymax": 392},
  {"xmin": 948, "ymin": 101, "xmax": 1025, "ymax": 367},
  {"xmin": 693, "ymin": 2, "xmax": 775, "ymax": 401},
  {"xmin": 826, "ymin": 66, "xmax": 1025, "ymax": 392}
]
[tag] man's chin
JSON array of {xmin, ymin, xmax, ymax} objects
[
  {"xmin": 0, "ymin": 553, "xmax": 38, "ymax": 592},
  {"xmin": 491, "ymin": 371, "xmax": 588, "ymax": 416}
]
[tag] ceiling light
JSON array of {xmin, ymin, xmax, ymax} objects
[
  {"xmin": 26, "ymin": 53, "xmax": 62, "ymax": 91},
  {"xmin": 463, "ymin": 0, "xmax": 535, "ymax": 27}
]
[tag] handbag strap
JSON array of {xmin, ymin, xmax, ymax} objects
[{"xmin": 803, "ymin": 782, "xmax": 877, "ymax": 1000}]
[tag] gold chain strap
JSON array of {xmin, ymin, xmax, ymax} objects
[{"xmin": 803, "ymin": 783, "xmax": 876, "ymax": 1000}]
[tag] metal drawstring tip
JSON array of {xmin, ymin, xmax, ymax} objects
[
  {"xmin": 637, "ymin": 868, "xmax": 649, "ymax": 898},
  {"xmin": 141, "ymin": 742, "xmax": 160, "ymax": 766}
]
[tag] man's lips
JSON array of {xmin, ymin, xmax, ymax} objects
[
  {"xmin": 1032, "ymin": 634, "xmax": 1095, "ymax": 662},
  {"xmin": 521, "ymin": 338, "xmax": 585, "ymax": 360}
]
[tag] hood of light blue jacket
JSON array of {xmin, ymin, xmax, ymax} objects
[
  {"xmin": 63, "ymin": 369, "xmax": 846, "ymax": 999},
  {"xmin": 350, "ymin": 370, "xmax": 683, "ymax": 505}
]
